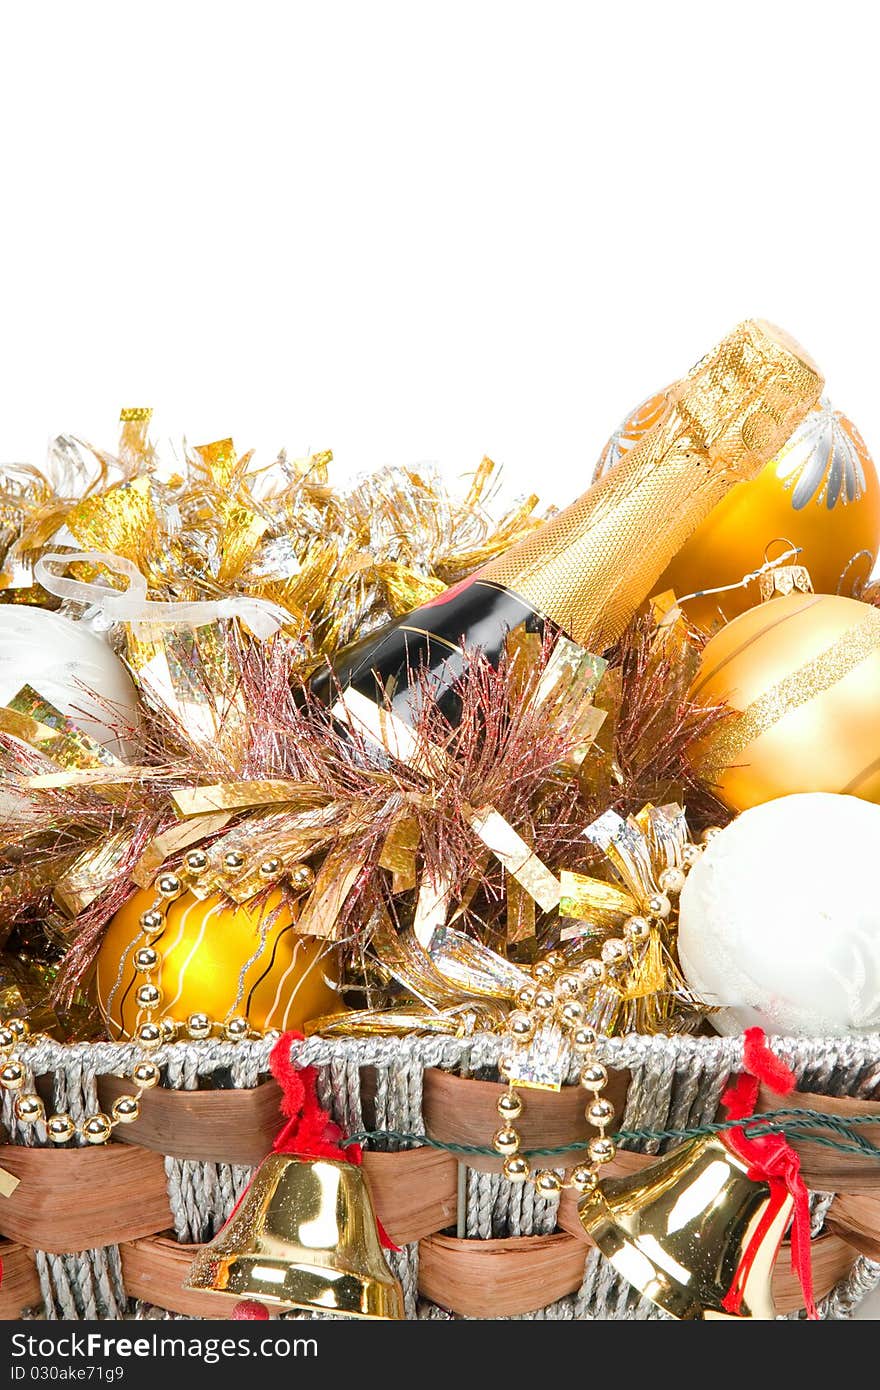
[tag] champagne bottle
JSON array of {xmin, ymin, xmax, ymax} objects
[{"xmin": 312, "ymin": 320, "xmax": 823, "ymax": 726}]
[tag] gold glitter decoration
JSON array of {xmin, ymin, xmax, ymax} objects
[
  {"xmin": 333, "ymin": 680, "xmax": 575, "ymax": 915},
  {"xmin": 294, "ymin": 846, "xmax": 364, "ymax": 940},
  {"xmin": 3, "ymin": 687, "xmax": 121, "ymax": 772},
  {"xmin": 67, "ymin": 476, "xmax": 160, "ymax": 567},
  {"xmin": 54, "ymin": 832, "xmax": 135, "ymax": 916},
  {"xmin": 0, "ymin": 392, "xmax": 738, "ymax": 1037},
  {"xmin": 131, "ymin": 811, "xmax": 233, "ymax": 889},
  {"xmin": 305, "ymin": 1001, "xmax": 506, "ymax": 1037},
  {"xmin": 479, "ymin": 321, "xmax": 823, "ymax": 649},
  {"xmin": 377, "ymin": 813, "xmax": 420, "ymax": 893},
  {"xmin": 506, "ymin": 877, "xmax": 536, "ymax": 945},
  {"xmin": 171, "ymin": 780, "xmax": 310, "ymax": 817}
]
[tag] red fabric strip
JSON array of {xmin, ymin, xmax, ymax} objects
[
  {"xmin": 721, "ymin": 1027, "xmax": 816, "ymax": 1320},
  {"xmin": 269, "ymin": 1030, "xmax": 399, "ymax": 1251}
]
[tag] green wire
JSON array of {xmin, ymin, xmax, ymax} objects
[{"xmin": 340, "ymin": 1106, "xmax": 880, "ymax": 1160}]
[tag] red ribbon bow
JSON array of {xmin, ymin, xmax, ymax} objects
[
  {"xmin": 721, "ymin": 1027, "xmax": 816, "ymax": 1319},
  {"xmin": 269, "ymin": 1031, "xmax": 398, "ymax": 1250}
]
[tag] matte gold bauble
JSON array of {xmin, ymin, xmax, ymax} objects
[
  {"xmin": 596, "ymin": 395, "xmax": 880, "ymax": 631},
  {"xmin": 689, "ymin": 591, "xmax": 880, "ymax": 812},
  {"xmin": 96, "ymin": 887, "xmax": 338, "ymax": 1039}
]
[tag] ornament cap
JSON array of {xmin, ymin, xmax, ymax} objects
[{"xmin": 758, "ymin": 563, "xmax": 814, "ymax": 602}]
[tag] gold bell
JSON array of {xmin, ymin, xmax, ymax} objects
[
  {"xmin": 185, "ymin": 1154, "xmax": 405, "ymax": 1319},
  {"xmin": 579, "ymin": 1134, "xmax": 793, "ymax": 1320}
]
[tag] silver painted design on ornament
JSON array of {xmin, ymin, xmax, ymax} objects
[{"xmin": 775, "ymin": 395, "xmax": 869, "ymax": 510}]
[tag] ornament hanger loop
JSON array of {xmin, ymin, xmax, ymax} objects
[
  {"xmin": 762, "ymin": 538, "xmax": 800, "ymax": 567},
  {"xmin": 837, "ymin": 549, "xmax": 876, "ymax": 597},
  {"xmin": 35, "ymin": 551, "xmax": 149, "ymax": 611}
]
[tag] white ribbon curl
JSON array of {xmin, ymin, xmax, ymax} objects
[{"xmin": 35, "ymin": 551, "xmax": 295, "ymax": 641}]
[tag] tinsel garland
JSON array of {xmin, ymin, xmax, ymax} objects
[{"xmin": 0, "ymin": 411, "xmax": 733, "ymax": 1040}]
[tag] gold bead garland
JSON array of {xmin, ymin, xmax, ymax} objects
[
  {"xmin": 0, "ymin": 828, "xmax": 715, "ymax": 1148},
  {"xmin": 0, "ymin": 1016, "xmax": 152, "ymax": 1144},
  {"xmin": 493, "ymin": 835, "xmax": 713, "ymax": 1193},
  {"xmin": 0, "ymin": 851, "xmax": 316, "ymax": 1146}
]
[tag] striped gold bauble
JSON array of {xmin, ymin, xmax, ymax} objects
[
  {"xmin": 689, "ymin": 591, "xmax": 880, "ymax": 812},
  {"xmin": 96, "ymin": 887, "xmax": 339, "ymax": 1040}
]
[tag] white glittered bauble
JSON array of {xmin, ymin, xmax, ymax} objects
[
  {"xmin": 679, "ymin": 793, "xmax": 880, "ymax": 1037},
  {"xmin": 0, "ymin": 606, "xmax": 139, "ymax": 759}
]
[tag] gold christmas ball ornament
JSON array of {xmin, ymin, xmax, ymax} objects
[
  {"xmin": 690, "ymin": 590, "xmax": 880, "ymax": 812},
  {"xmin": 595, "ymin": 394, "xmax": 880, "ymax": 631},
  {"xmin": 96, "ymin": 887, "xmax": 339, "ymax": 1040}
]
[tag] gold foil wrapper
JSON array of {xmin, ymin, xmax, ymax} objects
[
  {"xmin": 465, "ymin": 805, "xmax": 561, "ymax": 913},
  {"xmin": 558, "ymin": 870, "xmax": 635, "ymax": 930},
  {"xmin": 479, "ymin": 321, "xmax": 823, "ymax": 649},
  {"xmin": 54, "ymin": 831, "xmax": 135, "ymax": 916}
]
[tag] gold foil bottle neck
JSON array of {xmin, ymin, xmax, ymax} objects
[{"xmin": 479, "ymin": 320, "xmax": 823, "ymax": 650}]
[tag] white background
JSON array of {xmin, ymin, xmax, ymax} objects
[
  {"xmin": 3, "ymin": 0, "xmax": 880, "ymax": 1318},
  {"xmin": 3, "ymin": 1, "xmax": 880, "ymax": 502}
]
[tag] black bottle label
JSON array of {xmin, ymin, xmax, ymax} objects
[{"xmin": 310, "ymin": 574, "xmax": 547, "ymax": 725}]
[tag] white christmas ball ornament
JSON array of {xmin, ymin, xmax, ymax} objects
[
  {"xmin": 0, "ymin": 606, "xmax": 139, "ymax": 759},
  {"xmin": 679, "ymin": 793, "xmax": 880, "ymax": 1037}
]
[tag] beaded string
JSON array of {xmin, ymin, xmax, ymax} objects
[
  {"xmin": 488, "ymin": 834, "xmax": 711, "ymax": 1199},
  {"xmin": 0, "ymin": 853, "xmax": 315, "ymax": 1144},
  {"xmin": 0, "ymin": 823, "xmax": 709, "ymax": 1149}
]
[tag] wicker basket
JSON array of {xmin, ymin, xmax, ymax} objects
[{"xmin": 2, "ymin": 1030, "xmax": 879, "ymax": 1321}]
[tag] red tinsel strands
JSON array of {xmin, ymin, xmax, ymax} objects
[
  {"xmin": 721, "ymin": 1027, "xmax": 817, "ymax": 1320},
  {"xmin": 268, "ymin": 1031, "xmax": 398, "ymax": 1251}
]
